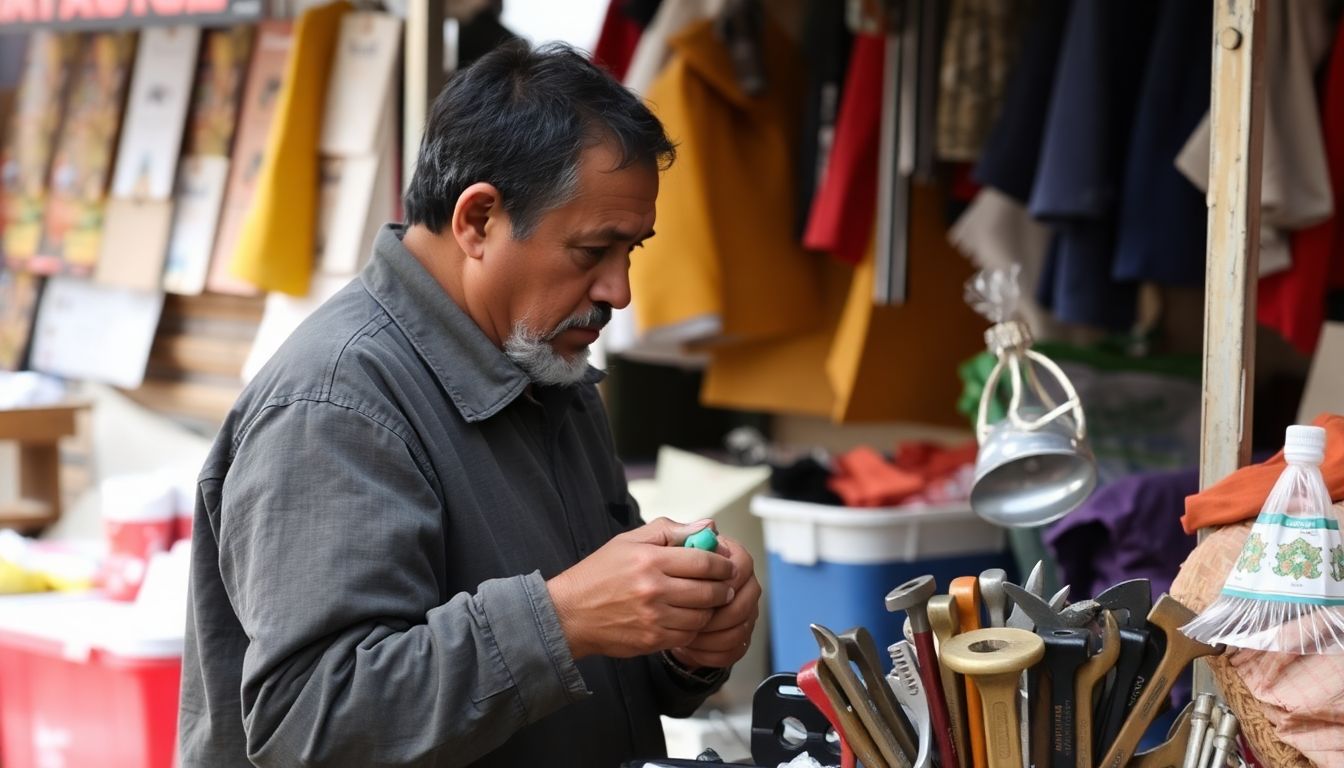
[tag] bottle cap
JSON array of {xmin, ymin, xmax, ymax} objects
[{"xmin": 1285, "ymin": 425, "xmax": 1326, "ymax": 464}]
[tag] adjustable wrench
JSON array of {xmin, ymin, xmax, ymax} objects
[
  {"xmin": 839, "ymin": 626, "xmax": 920, "ymax": 760},
  {"xmin": 1092, "ymin": 579, "xmax": 1158, "ymax": 756}
]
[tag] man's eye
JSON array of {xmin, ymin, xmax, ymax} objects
[{"xmin": 583, "ymin": 246, "xmax": 607, "ymax": 260}]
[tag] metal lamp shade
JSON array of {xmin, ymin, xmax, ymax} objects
[{"xmin": 971, "ymin": 411, "xmax": 1097, "ymax": 528}]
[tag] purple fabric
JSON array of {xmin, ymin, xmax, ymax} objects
[
  {"xmin": 1046, "ymin": 468, "xmax": 1200, "ymax": 709},
  {"xmin": 1045, "ymin": 468, "xmax": 1199, "ymax": 601}
]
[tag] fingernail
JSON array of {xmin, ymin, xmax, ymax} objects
[{"xmin": 726, "ymin": 587, "xmax": 736, "ymax": 602}]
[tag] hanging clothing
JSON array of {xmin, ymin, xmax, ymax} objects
[
  {"xmin": 704, "ymin": 186, "xmax": 984, "ymax": 423},
  {"xmin": 973, "ymin": 0, "xmax": 1070, "ymax": 204},
  {"xmin": 1177, "ymin": 0, "xmax": 1335, "ymax": 236},
  {"xmin": 1110, "ymin": 0, "xmax": 1211, "ymax": 287},
  {"xmin": 630, "ymin": 16, "xmax": 822, "ymax": 350},
  {"xmin": 935, "ymin": 0, "xmax": 1026, "ymax": 162},
  {"xmin": 623, "ymin": 0, "xmax": 727, "ymax": 95},
  {"xmin": 228, "ymin": 0, "xmax": 350, "ymax": 297},
  {"xmin": 802, "ymin": 34, "xmax": 884, "ymax": 266},
  {"xmin": 794, "ymin": 0, "xmax": 852, "ymax": 236},
  {"xmin": 592, "ymin": 0, "xmax": 645, "ymax": 79},
  {"xmin": 1028, "ymin": 0, "xmax": 1161, "ymax": 330},
  {"xmin": 1258, "ymin": 13, "xmax": 1344, "ymax": 356}
]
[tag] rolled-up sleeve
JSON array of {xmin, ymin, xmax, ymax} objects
[{"xmin": 218, "ymin": 398, "xmax": 588, "ymax": 767}]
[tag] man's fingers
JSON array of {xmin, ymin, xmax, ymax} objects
[
  {"xmin": 683, "ymin": 622, "xmax": 754, "ymax": 653},
  {"xmin": 659, "ymin": 605, "xmax": 716, "ymax": 632},
  {"xmin": 661, "ymin": 575, "xmax": 734, "ymax": 609},
  {"xmin": 657, "ymin": 548, "xmax": 736, "ymax": 581},
  {"xmin": 621, "ymin": 517, "xmax": 717, "ymax": 546},
  {"xmin": 699, "ymin": 578, "xmax": 761, "ymax": 632}
]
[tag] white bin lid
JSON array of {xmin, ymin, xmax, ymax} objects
[
  {"xmin": 750, "ymin": 495, "xmax": 1005, "ymax": 566},
  {"xmin": 0, "ymin": 592, "xmax": 183, "ymax": 661}
]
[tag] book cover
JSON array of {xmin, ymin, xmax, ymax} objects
[
  {"xmin": 110, "ymin": 26, "xmax": 200, "ymax": 201},
  {"xmin": 34, "ymin": 31, "xmax": 137, "ymax": 277},
  {"xmin": 205, "ymin": 20, "xmax": 292, "ymax": 296},
  {"xmin": 29, "ymin": 276, "xmax": 165, "ymax": 390},
  {"xmin": 0, "ymin": 32, "xmax": 78, "ymax": 267},
  {"xmin": 0, "ymin": 268, "xmax": 41, "ymax": 371},
  {"xmin": 320, "ymin": 11, "xmax": 401, "ymax": 156},
  {"xmin": 162, "ymin": 25, "xmax": 254, "ymax": 296}
]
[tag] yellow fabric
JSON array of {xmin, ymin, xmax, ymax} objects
[
  {"xmin": 704, "ymin": 186, "xmax": 984, "ymax": 425},
  {"xmin": 228, "ymin": 1, "xmax": 349, "ymax": 296},
  {"xmin": 631, "ymin": 17, "xmax": 822, "ymax": 346},
  {"xmin": 824, "ymin": 186, "xmax": 984, "ymax": 423}
]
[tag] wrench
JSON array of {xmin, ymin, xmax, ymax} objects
[
  {"xmin": 808, "ymin": 651, "xmax": 888, "ymax": 768},
  {"xmin": 1099, "ymin": 595, "xmax": 1225, "ymax": 768},
  {"xmin": 927, "ymin": 595, "xmax": 970, "ymax": 768},
  {"xmin": 980, "ymin": 568, "xmax": 1009, "ymax": 628},
  {"xmin": 939, "ymin": 628, "xmax": 1045, "ymax": 768},
  {"xmin": 839, "ymin": 626, "xmax": 920, "ymax": 760},
  {"xmin": 886, "ymin": 640, "xmax": 933, "ymax": 768},
  {"xmin": 813, "ymin": 624, "xmax": 913, "ymax": 768},
  {"xmin": 1129, "ymin": 700, "xmax": 1193, "ymax": 768},
  {"xmin": 1074, "ymin": 611, "xmax": 1120, "ymax": 768},
  {"xmin": 797, "ymin": 660, "xmax": 857, "ymax": 768},
  {"xmin": 1091, "ymin": 579, "xmax": 1156, "ymax": 756},
  {"xmin": 950, "ymin": 576, "xmax": 988, "ymax": 768}
]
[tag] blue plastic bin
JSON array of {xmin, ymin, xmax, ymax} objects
[{"xmin": 750, "ymin": 495, "xmax": 1014, "ymax": 675}]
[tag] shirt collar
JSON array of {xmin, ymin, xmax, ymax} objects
[{"xmin": 360, "ymin": 224, "xmax": 603, "ymax": 423}]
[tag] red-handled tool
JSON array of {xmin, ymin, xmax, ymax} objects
[
  {"xmin": 886, "ymin": 575, "xmax": 959, "ymax": 768},
  {"xmin": 797, "ymin": 660, "xmax": 856, "ymax": 768}
]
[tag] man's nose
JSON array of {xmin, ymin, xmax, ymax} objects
[{"xmin": 590, "ymin": 256, "xmax": 632, "ymax": 310}]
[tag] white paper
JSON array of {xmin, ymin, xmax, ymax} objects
[
  {"xmin": 29, "ymin": 277, "xmax": 165, "ymax": 389},
  {"xmin": 163, "ymin": 155, "xmax": 230, "ymax": 295},
  {"xmin": 316, "ymin": 156, "xmax": 380, "ymax": 276},
  {"xmin": 320, "ymin": 12, "xmax": 402, "ymax": 156},
  {"xmin": 111, "ymin": 26, "xmax": 201, "ymax": 200}
]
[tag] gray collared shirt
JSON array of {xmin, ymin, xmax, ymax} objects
[{"xmin": 179, "ymin": 225, "xmax": 723, "ymax": 767}]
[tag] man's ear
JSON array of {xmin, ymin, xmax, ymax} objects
[{"xmin": 451, "ymin": 182, "xmax": 503, "ymax": 261}]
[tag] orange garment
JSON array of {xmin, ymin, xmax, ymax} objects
[
  {"xmin": 702, "ymin": 185, "xmax": 985, "ymax": 423},
  {"xmin": 631, "ymin": 17, "xmax": 822, "ymax": 348},
  {"xmin": 895, "ymin": 440, "xmax": 980, "ymax": 480},
  {"xmin": 1181, "ymin": 413, "xmax": 1344, "ymax": 533},
  {"xmin": 828, "ymin": 446, "xmax": 924, "ymax": 507}
]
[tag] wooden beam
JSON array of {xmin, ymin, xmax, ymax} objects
[
  {"xmin": 1198, "ymin": 0, "xmax": 1267, "ymax": 693},
  {"xmin": 403, "ymin": 0, "xmax": 446, "ymax": 190}
]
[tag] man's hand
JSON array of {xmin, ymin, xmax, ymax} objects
[
  {"xmin": 669, "ymin": 534, "xmax": 760, "ymax": 670},
  {"xmin": 547, "ymin": 518, "xmax": 737, "ymax": 660}
]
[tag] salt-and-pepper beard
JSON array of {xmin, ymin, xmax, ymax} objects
[{"xmin": 503, "ymin": 303, "xmax": 611, "ymax": 386}]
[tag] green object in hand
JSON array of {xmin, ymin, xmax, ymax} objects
[{"xmin": 683, "ymin": 528, "xmax": 718, "ymax": 552}]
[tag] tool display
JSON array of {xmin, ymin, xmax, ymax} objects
[{"xmin": 791, "ymin": 565, "xmax": 1243, "ymax": 768}]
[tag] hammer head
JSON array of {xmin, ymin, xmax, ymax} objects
[{"xmin": 885, "ymin": 575, "xmax": 936, "ymax": 612}]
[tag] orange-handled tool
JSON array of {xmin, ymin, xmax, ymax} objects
[{"xmin": 950, "ymin": 576, "xmax": 987, "ymax": 768}]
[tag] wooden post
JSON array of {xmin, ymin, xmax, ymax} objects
[
  {"xmin": 403, "ymin": 0, "xmax": 446, "ymax": 190},
  {"xmin": 1198, "ymin": 0, "xmax": 1267, "ymax": 695}
]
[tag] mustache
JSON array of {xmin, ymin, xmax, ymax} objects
[{"xmin": 546, "ymin": 303, "xmax": 612, "ymax": 340}]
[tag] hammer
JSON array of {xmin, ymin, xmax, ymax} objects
[
  {"xmin": 886, "ymin": 576, "xmax": 960, "ymax": 768},
  {"xmin": 939, "ymin": 628, "xmax": 1045, "ymax": 768},
  {"xmin": 1098, "ymin": 595, "xmax": 1224, "ymax": 768}
]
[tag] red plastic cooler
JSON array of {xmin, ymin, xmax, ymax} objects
[{"xmin": 0, "ymin": 593, "xmax": 182, "ymax": 768}]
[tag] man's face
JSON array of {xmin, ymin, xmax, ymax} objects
[{"xmin": 479, "ymin": 141, "xmax": 657, "ymax": 385}]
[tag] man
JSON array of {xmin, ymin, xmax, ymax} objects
[{"xmin": 179, "ymin": 42, "xmax": 761, "ymax": 767}]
